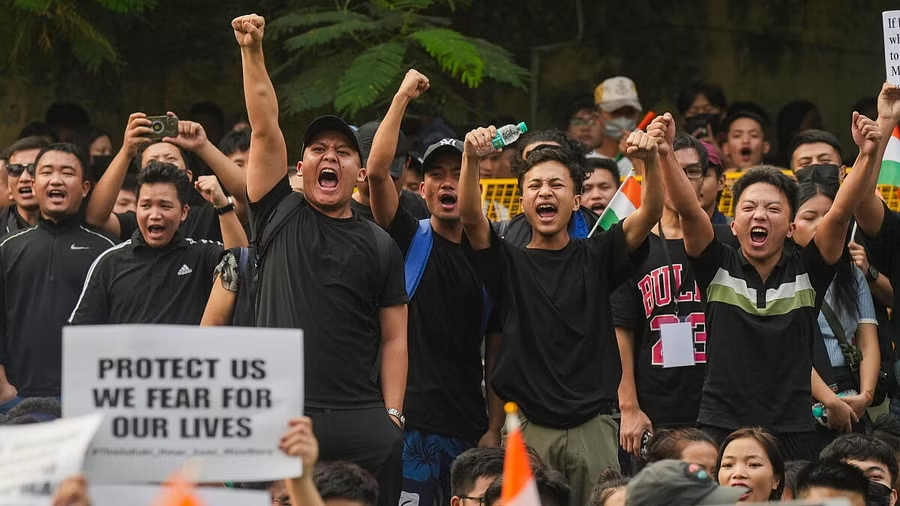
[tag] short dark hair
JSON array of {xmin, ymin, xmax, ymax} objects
[
  {"xmin": 34, "ymin": 143, "xmax": 92, "ymax": 181},
  {"xmin": 588, "ymin": 468, "xmax": 629, "ymax": 506},
  {"xmin": 565, "ymin": 95, "xmax": 597, "ymax": 124},
  {"xmin": 485, "ymin": 469, "xmax": 570, "ymax": 506},
  {"xmin": 676, "ymin": 81, "xmax": 727, "ymax": 117},
  {"xmin": 519, "ymin": 146, "xmax": 587, "ymax": 195},
  {"xmin": 731, "ymin": 165, "xmax": 799, "ymax": 218},
  {"xmin": 644, "ymin": 428, "xmax": 717, "ymax": 465},
  {"xmin": 512, "ymin": 129, "xmax": 587, "ymax": 175},
  {"xmin": 136, "ymin": 161, "xmax": 192, "ymax": 206},
  {"xmin": 796, "ymin": 460, "xmax": 869, "ymax": 499},
  {"xmin": 782, "ymin": 460, "xmax": 810, "ymax": 498},
  {"xmin": 726, "ymin": 101, "xmax": 771, "ymax": 130},
  {"xmin": 724, "ymin": 110, "xmax": 769, "ymax": 138},
  {"xmin": 820, "ymin": 434, "xmax": 899, "ymax": 487},
  {"xmin": 450, "ymin": 447, "xmax": 504, "ymax": 496},
  {"xmin": 6, "ymin": 397, "xmax": 61, "ymax": 421},
  {"xmin": 790, "ymin": 129, "xmax": 842, "ymax": 162},
  {"xmin": 6, "ymin": 136, "xmax": 49, "ymax": 161},
  {"xmin": 870, "ymin": 414, "xmax": 900, "ymax": 451},
  {"xmin": 672, "ymin": 133, "xmax": 711, "ymax": 173},
  {"xmin": 219, "ymin": 128, "xmax": 251, "ymax": 157},
  {"xmin": 313, "ymin": 461, "xmax": 379, "ymax": 506},
  {"xmin": 717, "ymin": 428, "xmax": 785, "ymax": 501},
  {"xmin": 585, "ymin": 158, "xmax": 620, "ymax": 187}
]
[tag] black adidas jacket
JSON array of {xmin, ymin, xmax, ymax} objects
[{"xmin": 0, "ymin": 216, "xmax": 117, "ymax": 397}]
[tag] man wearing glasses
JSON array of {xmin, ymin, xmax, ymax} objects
[
  {"xmin": 449, "ymin": 448, "xmax": 504, "ymax": 506},
  {"xmin": 612, "ymin": 133, "xmax": 732, "ymax": 460},
  {"xmin": 1, "ymin": 136, "xmax": 48, "ymax": 236}
]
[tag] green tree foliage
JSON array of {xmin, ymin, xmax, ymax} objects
[
  {"xmin": 268, "ymin": 0, "xmax": 529, "ymax": 124},
  {"xmin": 0, "ymin": 0, "xmax": 157, "ymax": 74}
]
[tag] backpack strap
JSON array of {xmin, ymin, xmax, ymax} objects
[
  {"xmin": 404, "ymin": 219, "xmax": 434, "ymax": 299},
  {"xmin": 571, "ymin": 209, "xmax": 589, "ymax": 239},
  {"xmin": 256, "ymin": 192, "xmax": 305, "ymax": 267}
]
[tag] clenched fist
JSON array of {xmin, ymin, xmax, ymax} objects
[
  {"xmin": 232, "ymin": 14, "xmax": 265, "ymax": 49},
  {"xmin": 397, "ymin": 69, "xmax": 430, "ymax": 101}
]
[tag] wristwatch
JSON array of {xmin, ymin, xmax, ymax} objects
[
  {"xmin": 216, "ymin": 196, "xmax": 235, "ymax": 215},
  {"xmin": 387, "ymin": 408, "xmax": 405, "ymax": 427},
  {"xmin": 866, "ymin": 265, "xmax": 879, "ymax": 282}
]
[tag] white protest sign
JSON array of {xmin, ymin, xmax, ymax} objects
[
  {"xmin": 885, "ymin": 10, "xmax": 900, "ymax": 85},
  {"xmin": 62, "ymin": 325, "xmax": 304, "ymax": 484},
  {"xmin": 89, "ymin": 484, "xmax": 270, "ymax": 506},
  {"xmin": 0, "ymin": 413, "xmax": 103, "ymax": 501}
]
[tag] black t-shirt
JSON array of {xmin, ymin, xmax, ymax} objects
[
  {"xmin": 350, "ymin": 191, "xmax": 430, "ymax": 224},
  {"xmin": 467, "ymin": 223, "xmax": 647, "ymax": 429},
  {"xmin": 116, "ymin": 190, "xmax": 222, "ymax": 242},
  {"xmin": 250, "ymin": 177, "xmax": 407, "ymax": 409},
  {"xmin": 69, "ymin": 231, "xmax": 223, "ymax": 325},
  {"xmin": 689, "ymin": 238, "xmax": 836, "ymax": 433},
  {"xmin": 863, "ymin": 203, "xmax": 900, "ymax": 354},
  {"xmin": 387, "ymin": 209, "xmax": 487, "ymax": 441},
  {"xmin": 610, "ymin": 233, "xmax": 706, "ymax": 427}
]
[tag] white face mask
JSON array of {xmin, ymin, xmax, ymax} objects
[{"xmin": 603, "ymin": 117, "xmax": 638, "ymax": 140}]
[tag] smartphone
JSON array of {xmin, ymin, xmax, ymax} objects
[{"xmin": 146, "ymin": 115, "xmax": 179, "ymax": 141}]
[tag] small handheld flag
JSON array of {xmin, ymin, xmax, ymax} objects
[{"xmin": 501, "ymin": 403, "xmax": 541, "ymax": 506}]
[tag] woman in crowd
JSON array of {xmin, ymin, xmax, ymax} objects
[
  {"xmin": 792, "ymin": 165, "xmax": 880, "ymax": 437},
  {"xmin": 643, "ymin": 428, "xmax": 719, "ymax": 475},
  {"xmin": 716, "ymin": 427, "xmax": 785, "ymax": 502}
]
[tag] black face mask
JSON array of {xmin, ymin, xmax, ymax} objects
[
  {"xmin": 867, "ymin": 481, "xmax": 893, "ymax": 506},
  {"xmin": 685, "ymin": 113, "xmax": 722, "ymax": 138}
]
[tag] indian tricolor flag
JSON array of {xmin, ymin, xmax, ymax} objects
[
  {"xmin": 501, "ymin": 403, "xmax": 541, "ymax": 506},
  {"xmin": 588, "ymin": 169, "xmax": 641, "ymax": 237},
  {"xmin": 153, "ymin": 465, "xmax": 203, "ymax": 506},
  {"xmin": 878, "ymin": 126, "xmax": 900, "ymax": 186}
]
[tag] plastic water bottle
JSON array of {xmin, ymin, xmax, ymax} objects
[
  {"xmin": 476, "ymin": 122, "xmax": 528, "ymax": 156},
  {"xmin": 812, "ymin": 389, "xmax": 858, "ymax": 427}
]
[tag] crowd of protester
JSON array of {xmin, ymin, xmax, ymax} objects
[{"xmin": 1, "ymin": 11, "xmax": 900, "ymax": 506}]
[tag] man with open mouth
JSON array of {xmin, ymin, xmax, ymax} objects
[
  {"xmin": 68, "ymin": 161, "xmax": 245, "ymax": 326},
  {"xmin": 654, "ymin": 87, "xmax": 886, "ymax": 460},
  {"xmin": 0, "ymin": 143, "xmax": 115, "ymax": 413},
  {"xmin": 0, "ymin": 136, "xmax": 47, "ymax": 236},
  {"xmin": 721, "ymin": 110, "xmax": 770, "ymax": 174},
  {"xmin": 365, "ymin": 70, "xmax": 504, "ymax": 506},
  {"xmin": 459, "ymin": 121, "xmax": 663, "ymax": 506},
  {"xmin": 234, "ymin": 14, "xmax": 408, "ymax": 506}
]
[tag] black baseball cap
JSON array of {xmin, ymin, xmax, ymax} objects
[
  {"xmin": 626, "ymin": 460, "xmax": 748, "ymax": 506},
  {"xmin": 302, "ymin": 115, "xmax": 362, "ymax": 163},
  {"xmin": 356, "ymin": 121, "xmax": 410, "ymax": 179},
  {"xmin": 422, "ymin": 138, "xmax": 464, "ymax": 172}
]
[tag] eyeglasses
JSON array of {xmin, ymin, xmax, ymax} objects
[
  {"xmin": 683, "ymin": 165, "xmax": 706, "ymax": 180},
  {"xmin": 458, "ymin": 496, "xmax": 486, "ymax": 505},
  {"xmin": 7, "ymin": 163, "xmax": 35, "ymax": 177}
]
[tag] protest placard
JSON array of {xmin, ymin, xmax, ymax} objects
[
  {"xmin": 0, "ymin": 413, "xmax": 103, "ymax": 501},
  {"xmin": 62, "ymin": 325, "xmax": 304, "ymax": 483},
  {"xmin": 885, "ymin": 10, "xmax": 900, "ymax": 85},
  {"xmin": 89, "ymin": 484, "xmax": 270, "ymax": 506}
]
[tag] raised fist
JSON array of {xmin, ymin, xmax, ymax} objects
[
  {"xmin": 850, "ymin": 111, "xmax": 882, "ymax": 157},
  {"xmin": 626, "ymin": 130, "xmax": 659, "ymax": 160},
  {"xmin": 464, "ymin": 126, "xmax": 497, "ymax": 157},
  {"xmin": 232, "ymin": 14, "xmax": 265, "ymax": 49},
  {"xmin": 646, "ymin": 113, "xmax": 675, "ymax": 156},
  {"xmin": 398, "ymin": 69, "xmax": 430, "ymax": 100}
]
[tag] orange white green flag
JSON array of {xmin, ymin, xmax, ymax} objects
[
  {"xmin": 501, "ymin": 403, "xmax": 541, "ymax": 506},
  {"xmin": 878, "ymin": 125, "xmax": 900, "ymax": 186},
  {"xmin": 588, "ymin": 169, "xmax": 641, "ymax": 237}
]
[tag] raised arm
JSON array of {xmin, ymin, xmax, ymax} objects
[
  {"xmin": 648, "ymin": 113, "xmax": 714, "ymax": 257},
  {"xmin": 815, "ymin": 113, "xmax": 881, "ymax": 264},
  {"xmin": 620, "ymin": 131, "xmax": 663, "ymax": 251},
  {"xmin": 165, "ymin": 120, "xmax": 249, "ymax": 224},
  {"xmin": 856, "ymin": 84, "xmax": 900, "ymax": 237},
  {"xmin": 459, "ymin": 127, "xmax": 496, "ymax": 250},
  {"xmin": 368, "ymin": 70, "xmax": 430, "ymax": 228},
  {"xmin": 194, "ymin": 175, "xmax": 248, "ymax": 249},
  {"xmin": 233, "ymin": 14, "xmax": 287, "ymax": 202},
  {"xmin": 85, "ymin": 113, "xmax": 152, "ymax": 236},
  {"xmin": 280, "ymin": 417, "xmax": 326, "ymax": 506}
]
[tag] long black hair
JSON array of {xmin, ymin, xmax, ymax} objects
[{"xmin": 796, "ymin": 166, "xmax": 859, "ymax": 320}]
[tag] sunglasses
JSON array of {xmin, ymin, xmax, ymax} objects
[{"xmin": 7, "ymin": 163, "xmax": 35, "ymax": 177}]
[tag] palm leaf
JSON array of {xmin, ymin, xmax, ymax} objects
[
  {"xmin": 92, "ymin": 0, "xmax": 157, "ymax": 13},
  {"xmin": 280, "ymin": 59, "xmax": 351, "ymax": 115},
  {"xmin": 409, "ymin": 28, "xmax": 483, "ymax": 88},
  {"xmin": 334, "ymin": 41, "xmax": 406, "ymax": 116},
  {"xmin": 54, "ymin": 0, "xmax": 120, "ymax": 69},
  {"xmin": 283, "ymin": 18, "xmax": 381, "ymax": 52},
  {"xmin": 268, "ymin": 10, "xmax": 371, "ymax": 36},
  {"xmin": 470, "ymin": 38, "xmax": 529, "ymax": 89}
]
